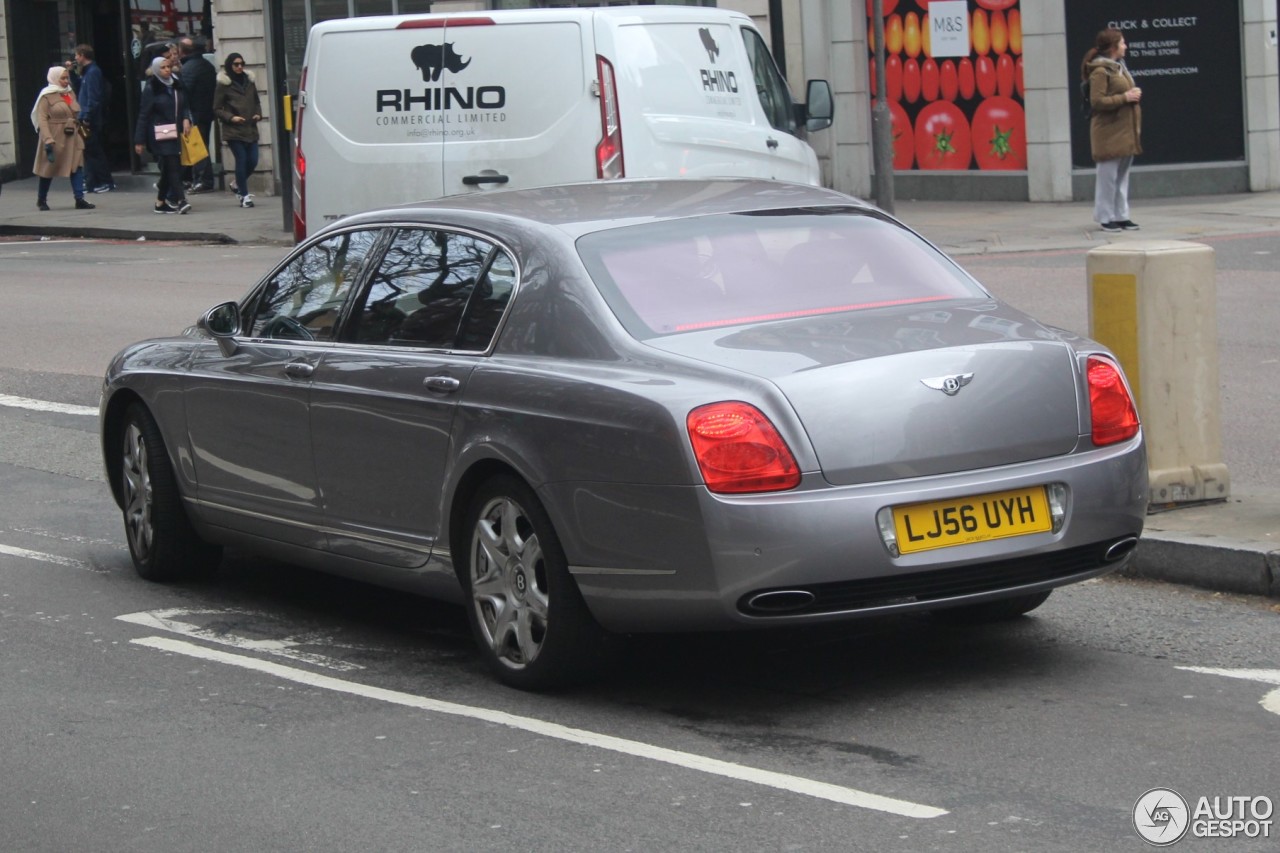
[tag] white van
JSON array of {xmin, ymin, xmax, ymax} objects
[{"xmin": 291, "ymin": 6, "xmax": 833, "ymax": 240}]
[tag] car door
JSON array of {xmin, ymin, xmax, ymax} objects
[
  {"xmin": 738, "ymin": 25, "xmax": 818, "ymax": 184},
  {"xmin": 184, "ymin": 227, "xmax": 383, "ymax": 548},
  {"xmin": 310, "ymin": 225, "xmax": 517, "ymax": 568}
]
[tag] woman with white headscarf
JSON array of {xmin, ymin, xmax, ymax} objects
[
  {"xmin": 134, "ymin": 55, "xmax": 193, "ymax": 214},
  {"xmin": 31, "ymin": 65, "xmax": 93, "ymax": 212}
]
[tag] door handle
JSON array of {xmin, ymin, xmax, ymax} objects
[
  {"xmin": 766, "ymin": 137, "xmax": 779, "ymax": 150},
  {"xmin": 424, "ymin": 375, "xmax": 461, "ymax": 393},
  {"xmin": 461, "ymin": 174, "xmax": 510, "ymax": 186},
  {"xmin": 284, "ymin": 360, "xmax": 314, "ymax": 379}
]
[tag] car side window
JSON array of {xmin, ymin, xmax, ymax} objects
[
  {"xmin": 352, "ymin": 227, "xmax": 514, "ymax": 351},
  {"xmin": 247, "ymin": 229, "xmax": 381, "ymax": 341},
  {"xmin": 741, "ymin": 28, "xmax": 796, "ymax": 135}
]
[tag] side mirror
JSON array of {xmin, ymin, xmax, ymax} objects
[
  {"xmin": 803, "ymin": 79, "xmax": 834, "ymax": 132},
  {"xmin": 198, "ymin": 301, "xmax": 241, "ymax": 356}
]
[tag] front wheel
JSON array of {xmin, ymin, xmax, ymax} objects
[
  {"xmin": 120, "ymin": 402, "xmax": 221, "ymax": 581},
  {"xmin": 461, "ymin": 475, "xmax": 608, "ymax": 690},
  {"xmin": 931, "ymin": 590, "xmax": 1052, "ymax": 624}
]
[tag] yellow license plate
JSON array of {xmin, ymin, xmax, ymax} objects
[{"xmin": 893, "ymin": 486, "xmax": 1052, "ymax": 555}]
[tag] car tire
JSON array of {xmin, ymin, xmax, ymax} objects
[
  {"xmin": 120, "ymin": 402, "xmax": 222, "ymax": 581},
  {"xmin": 930, "ymin": 590, "xmax": 1052, "ymax": 624},
  {"xmin": 461, "ymin": 475, "xmax": 609, "ymax": 690}
]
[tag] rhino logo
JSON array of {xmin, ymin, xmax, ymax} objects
[
  {"xmin": 410, "ymin": 42, "xmax": 471, "ymax": 82},
  {"xmin": 698, "ymin": 28, "xmax": 719, "ymax": 63}
]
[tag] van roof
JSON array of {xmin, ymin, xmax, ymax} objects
[{"xmin": 306, "ymin": 4, "xmax": 753, "ymax": 36}]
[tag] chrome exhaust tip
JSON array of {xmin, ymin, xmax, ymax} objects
[
  {"xmin": 745, "ymin": 590, "xmax": 816, "ymax": 613},
  {"xmin": 1104, "ymin": 536, "xmax": 1139, "ymax": 561}
]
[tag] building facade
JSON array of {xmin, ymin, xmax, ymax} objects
[{"xmin": 3, "ymin": 0, "xmax": 1278, "ymax": 206}]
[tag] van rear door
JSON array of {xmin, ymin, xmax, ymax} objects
[
  {"xmin": 439, "ymin": 16, "xmax": 596, "ymax": 195},
  {"xmin": 303, "ymin": 20, "xmax": 450, "ymax": 229}
]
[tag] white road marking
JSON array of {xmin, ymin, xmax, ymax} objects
[
  {"xmin": 0, "ymin": 543, "xmax": 94, "ymax": 570},
  {"xmin": 1177, "ymin": 666, "xmax": 1280, "ymax": 717},
  {"xmin": 0, "ymin": 394, "xmax": 97, "ymax": 418},
  {"xmin": 117, "ymin": 609, "xmax": 365, "ymax": 672},
  {"xmin": 130, "ymin": 634, "xmax": 948, "ymax": 818}
]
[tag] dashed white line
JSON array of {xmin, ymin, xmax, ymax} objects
[
  {"xmin": 1177, "ymin": 666, "xmax": 1280, "ymax": 717},
  {"xmin": 130, "ymin": 634, "xmax": 948, "ymax": 819},
  {"xmin": 0, "ymin": 543, "xmax": 93, "ymax": 570},
  {"xmin": 117, "ymin": 609, "xmax": 365, "ymax": 672},
  {"xmin": 0, "ymin": 394, "xmax": 97, "ymax": 418}
]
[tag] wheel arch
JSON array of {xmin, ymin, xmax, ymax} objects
[
  {"xmin": 101, "ymin": 388, "xmax": 146, "ymax": 509},
  {"xmin": 446, "ymin": 457, "xmax": 527, "ymax": 581}
]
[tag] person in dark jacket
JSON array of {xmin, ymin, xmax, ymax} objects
[
  {"xmin": 213, "ymin": 53, "xmax": 263, "ymax": 208},
  {"xmin": 179, "ymin": 37, "xmax": 218, "ymax": 192},
  {"xmin": 134, "ymin": 56, "xmax": 193, "ymax": 214},
  {"xmin": 72, "ymin": 44, "xmax": 115, "ymax": 193}
]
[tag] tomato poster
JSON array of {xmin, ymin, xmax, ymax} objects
[
  {"xmin": 867, "ymin": 0, "xmax": 1026, "ymax": 172},
  {"xmin": 1065, "ymin": 0, "xmax": 1245, "ymax": 168}
]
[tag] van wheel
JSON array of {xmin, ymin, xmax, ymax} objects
[
  {"xmin": 931, "ymin": 590, "xmax": 1052, "ymax": 624},
  {"xmin": 461, "ymin": 476, "xmax": 608, "ymax": 690},
  {"xmin": 120, "ymin": 403, "xmax": 222, "ymax": 581}
]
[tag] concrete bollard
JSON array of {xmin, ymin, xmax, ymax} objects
[{"xmin": 1087, "ymin": 240, "xmax": 1230, "ymax": 508}]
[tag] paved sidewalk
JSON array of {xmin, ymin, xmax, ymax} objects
[
  {"xmin": 2, "ymin": 171, "xmax": 1278, "ymax": 599},
  {"xmin": 0, "ymin": 173, "xmax": 292, "ymax": 246}
]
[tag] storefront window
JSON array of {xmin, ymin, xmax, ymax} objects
[{"xmin": 355, "ymin": 0, "xmax": 394, "ymax": 15}]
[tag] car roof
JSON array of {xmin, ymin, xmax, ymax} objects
[{"xmin": 328, "ymin": 178, "xmax": 878, "ymax": 240}]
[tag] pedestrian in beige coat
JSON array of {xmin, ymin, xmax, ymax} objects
[
  {"xmin": 1082, "ymin": 28, "xmax": 1142, "ymax": 232},
  {"xmin": 31, "ymin": 65, "xmax": 95, "ymax": 211}
]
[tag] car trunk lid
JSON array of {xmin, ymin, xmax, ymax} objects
[{"xmin": 646, "ymin": 302, "xmax": 1082, "ymax": 485}]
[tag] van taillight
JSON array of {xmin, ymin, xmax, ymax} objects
[
  {"xmin": 292, "ymin": 68, "xmax": 308, "ymax": 243},
  {"xmin": 1087, "ymin": 355, "xmax": 1140, "ymax": 446},
  {"xmin": 595, "ymin": 56, "xmax": 624, "ymax": 179}
]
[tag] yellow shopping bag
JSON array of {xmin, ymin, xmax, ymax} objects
[{"xmin": 180, "ymin": 126, "xmax": 209, "ymax": 166}]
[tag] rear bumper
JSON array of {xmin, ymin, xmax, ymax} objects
[{"xmin": 550, "ymin": 436, "xmax": 1147, "ymax": 633}]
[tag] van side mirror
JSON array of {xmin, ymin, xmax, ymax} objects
[
  {"xmin": 199, "ymin": 301, "xmax": 242, "ymax": 356},
  {"xmin": 801, "ymin": 79, "xmax": 834, "ymax": 132}
]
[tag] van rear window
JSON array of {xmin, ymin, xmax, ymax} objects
[{"xmin": 576, "ymin": 209, "xmax": 986, "ymax": 338}]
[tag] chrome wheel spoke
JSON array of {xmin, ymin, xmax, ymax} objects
[
  {"xmin": 122, "ymin": 423, "xmax": 153, "ymax": 555},
  {"xmin": 470, "ymin": 495, "xmax": 549, "ymax": 668}
]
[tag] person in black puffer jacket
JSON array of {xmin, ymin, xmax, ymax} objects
[{"xmin": 134, "ymin": 56, "xmax": 193, "ymax": 214}]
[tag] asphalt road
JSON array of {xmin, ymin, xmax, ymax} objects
[{"xmin": 2, "ymin": 238, "xmax": 1278, "ymax": 851}]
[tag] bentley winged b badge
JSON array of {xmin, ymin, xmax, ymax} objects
[{"xmin": 920, "ymin": 373, "xmax": 974, "ymax": 396}]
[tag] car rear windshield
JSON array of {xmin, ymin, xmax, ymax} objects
[{"xmin": 576, "ymin": 208, "xmax": 987, "ymax": 339}]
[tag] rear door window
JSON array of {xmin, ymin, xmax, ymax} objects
[{"xmin": 349, "ymin": 226, "xmax": 515, "ymax": 351}]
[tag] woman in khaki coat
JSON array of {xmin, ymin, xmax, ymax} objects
[
  {"xmin": 31, "ymin": 66, "xmax": 95, "ymax": 211},
  {"xmin": 1082, "ymin": 29, "xmax": 1142, "ymax": 233}
]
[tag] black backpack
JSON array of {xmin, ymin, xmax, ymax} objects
[{"xmin": 1080, "ymin": 79, "xmax": 1091, "ymax": 119}]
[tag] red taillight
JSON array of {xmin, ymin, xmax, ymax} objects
[
  {"xmin": 292, "ymin": 68, "xmax": 308, "ymax": 243},
  {"xmin": 1087, "ymin": 355, "xmax": 1140, "ymax": 445},
  {"xmin": 687, "ymin": 402, "xmax": 801, "ymax": 494},
  {"xmin": 595, "ymin": 56, "xmax": 624, "ymax": 179},
  {"xmin": 395, "ymin": 16, "xmax": 494, "ymax": 29}
]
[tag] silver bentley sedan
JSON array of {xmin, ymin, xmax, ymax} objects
[{"xmin": 100, "ymin": 179, "xmax": 1147, "ymax": 690}]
